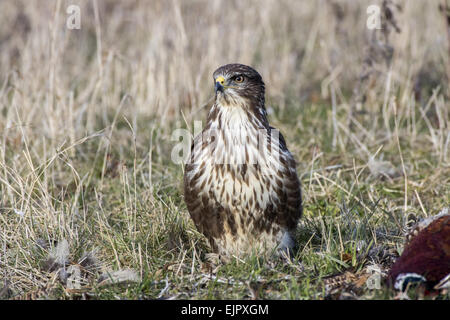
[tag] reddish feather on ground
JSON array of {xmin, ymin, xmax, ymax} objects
[{"xmin": 388, "ymin": 213, "xmax": 450, "ymax": 289}]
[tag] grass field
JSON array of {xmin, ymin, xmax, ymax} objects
[{"xmin": 0, "ymin": 0, "xmax": 449, "ymax": 300}]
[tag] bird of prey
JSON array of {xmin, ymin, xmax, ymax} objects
[{"xmin": 184, "ymin": 64, "xmax": 302, "ymax": 259}]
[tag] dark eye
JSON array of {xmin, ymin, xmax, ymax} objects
[{"xmin": 234, "ymin": 75, "xmax": 244, "ymax": 83}]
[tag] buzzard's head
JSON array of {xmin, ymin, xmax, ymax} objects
[{"xmin": 212, "ymin": 64, "xmax": 265, "ymax": 109}]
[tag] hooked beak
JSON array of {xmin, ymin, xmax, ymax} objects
[{"xmin": 215, "ymin": 76, "xmax": 225, "ymax": 93}]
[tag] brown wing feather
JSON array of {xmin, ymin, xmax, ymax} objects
[
  {"xmin": 266, "ymin": 129, "xmax": 302, "ymax": 233},
  {"xmin": 183, "ymin": 134, "xmax": 225, "ymax": 251}
]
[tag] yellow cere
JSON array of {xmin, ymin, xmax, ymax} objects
[{"xmin": 216, "ymin": 76, "xmax": 225, "ymax": 85}]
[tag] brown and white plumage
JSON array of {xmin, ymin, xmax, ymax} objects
[{"xmin": 184, "ymin": 64, "xmax": 302, "ymax": 258}]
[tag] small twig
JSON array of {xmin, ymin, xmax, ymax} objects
[
  {"xmin": 414, "ymin": 190, "xmax": 428, "ymax": 218},
  {"xmin": 392, "ymin": 98, "xmax": 408, "ymax": 214}
]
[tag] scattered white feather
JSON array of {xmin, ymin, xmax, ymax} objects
[
  {"xmin": 98, "ymin": 269, "xmax": 141, "ymax": 286},
  {"xmin": 49, "ymin": 239, "xmax": 70, "ymax": 266},
  {"xmin": 14, "ymin": 209, "xmax": 25, "ymax": 217},
  {"xmin": 368, "ymin": 156, "xmax": 398, "ymax": 179}
]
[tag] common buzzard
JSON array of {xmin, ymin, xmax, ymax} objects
[{"xmin": 184, "ymin": 64, "xmax": 302, "ymax": 259}]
